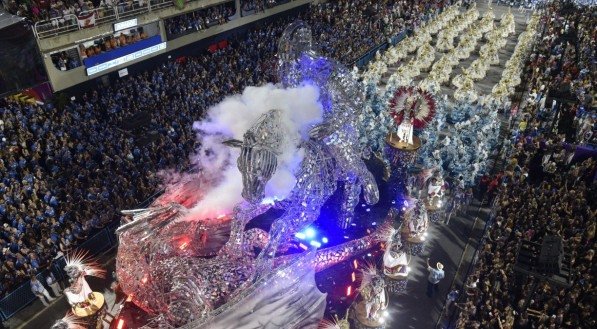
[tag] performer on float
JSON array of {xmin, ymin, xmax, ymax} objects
[
  {"xmin": 351, "ymin": 264, "xmax": 389, "ymax": 328},
  {"xmin": 427, "ymin": 173, "xmax": 446, "ymax": 200},
  {"xmin": 320, "ymin": 314, "xmax": 350, "ymax": 329},
  {"xmin": 382, "ymin": 225, "xmax": 410, "ymax": 294},
  {"xmin": 362, "ymin": 276, "xmax": 386, "ymax": 320},
  {"xmin": 401, "ymin": 199, "xmax": 429, "ymax": 255},
  {"xmin": 427, "ymin": 175, "xmax": 444, "ymax": 198},
  {"xmin": 425, "ymin": 170, "xmax": 447, "ymax": 220},
  {"xmin": 50, "ymin": 312, "xmax": 86, "ymax": 329},
  {"xmin": 63, "ymin": 251, "xmax": 106, "ymax": 308},
  {"xmin": 396, "ymin": 110, "xmax": 414, "ymax": 145},
  {"xmin": 383, "ymin": 228, "xmax": 409, "ymax": 279}
]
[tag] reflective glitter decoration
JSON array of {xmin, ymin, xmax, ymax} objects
[
  {"xmin": 385, "ymin": 278, "xmax": 408, "ymax": 295},
  {"xmin": 429, "ymin": 211, "xmax": 442, "ymax": 224},
  {"xmin": 116, "ymin": 21, "xmax": 383, "ymax": 328},
  {"xmin": 275, "ymin": 20, "xmax": 379, "ymax": 231},
  {"xmin": 382, "ymin": 225, "xmax": 409, "ymax": 295},
  {"xmin": 406, "ymin": 242, "xmax": 425, "ymax": 257}
]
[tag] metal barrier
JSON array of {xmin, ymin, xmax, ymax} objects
[
  {"xmin": 34, "ymin": 15, "xmax": 79, "ymax": 39},
  {"xmin": 150, "ymin": 0, "xmax": 175, "ymax": 11},
  {"xmin": 33, "ymin": 0, "xmax": 190, "ymax": 39},
  {"xmin": 83, "ymin": 6, "xmax": 118, "ymax": 27},
  {"xmin": 116, "ymin": 1, "xmax": 151, "ymax": 20}
]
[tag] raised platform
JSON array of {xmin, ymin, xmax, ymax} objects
[
  {"xmin": 385, "ymin": 133, "xmax": 422, "ymax": 151},
  {"xmin": 350, "ymin": 291, "xmax": 390, "ymax": 329}
]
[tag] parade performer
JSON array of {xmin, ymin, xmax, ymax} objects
[{"xmin": 63, "ymin": 251, "xmax": 106, "ymax": 308}]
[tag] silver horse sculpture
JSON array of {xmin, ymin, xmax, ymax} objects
[
  {"xmin": 115, "ymin": 22, "xmax": 381, "ymax": 328},
  {"xmin": 223, "ymin": 21, "xmax": 379, "ymax": 278}
]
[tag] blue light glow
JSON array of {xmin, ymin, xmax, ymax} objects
[
  {"xmin": 304, "ymin": 228, "xmax": 316, "ymax": 239},
  {"xmin": 322, "ymin": 237, "xmax": 329, "ymax": 244},
  {"xmin": 309, "ymin": 240, "xmax": 321, "ymax": 248}
]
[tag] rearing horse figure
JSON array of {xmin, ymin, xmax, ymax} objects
[{"xmin": 225, "ymin": 21, "xmax": 379, "ymax": 279}]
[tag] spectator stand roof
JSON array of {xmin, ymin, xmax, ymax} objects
[{"xmin": 0, "ymin": 8, "xmax": 24, "ymax": 31}]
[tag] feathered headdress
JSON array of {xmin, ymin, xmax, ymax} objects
[
  {"xmin": 356, "ymin": 261, "xmax": 380, "ymax": 289},
  {"xmin": 64, "ymin": 250, "xmax": 106, "ymax": 280},
  {"xmin": 318, "ymin": 313, "xmax": 350, "ymax": 329},
  {"xmin": 388, "ymin": 86, "xmax": 437, "ymax": 129},
  {"xmin": 50, "ymin": 313, "xmax": 87, "ymax": 329}
]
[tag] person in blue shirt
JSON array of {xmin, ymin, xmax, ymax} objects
[
  {"xmin": 30, "ymin": 275, "xmax": 55, "ymax": 307},
  {"xmin": 44, "ymin": 206, "xmax": 56, "ymax": 218},
  {"xmin": 426, "ymin": 258, "xmax": 445, "ymax": 298},
  {"xmin": 29, "ymin": 253, "xmax": 40, "ymax": 270},
  {"xmin": 49, "ymin": 195, "xmax": 59, "ymax": 207},
  {"xmin": 43, "ymin": 192, "xmax": 52, "ymax": 204},
  {"xmin": 445, "ymin": 289, "xmax": 459, "ymax": 313}
]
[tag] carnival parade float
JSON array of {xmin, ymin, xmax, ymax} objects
[{"xmin": 114, "ymin": 21, "xmax": 392, "ymax": 328}]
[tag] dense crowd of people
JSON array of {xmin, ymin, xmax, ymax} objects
[
  {"xmin": 310, "ymin": 0, "xmax": 446, "ymax": 63},
  {"xmin": 4, "ymin": 0, "xmax": 108, "ymax": 23},
  {"xmin": 239, "ymin": 0, "xmax": 284, "ymax": 15},
  {"xmin": 1, "ymin": 0, "xmax": 179, "ymax": 23},
  {"xmin": 456, "ymin": 2, "xmax": 596, "ymax": 328},
  {"xmin": 0, "ymin": 0, "xmax": 453, "ymax": 299},
  {"xmin": 164, "ymin": 2, "xmax": 236, "ymax": 39},
  {"xmin": 81, "ymin": 29, "xmax": 149, "ymax": 58},
  {"xmin": 5, "ymin": 3, "xmax": 594, "ymax": 328}
]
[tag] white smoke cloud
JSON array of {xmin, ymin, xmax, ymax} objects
[{"xmin": 180, "ymin": 83, "xmax": 323, "ymax": 220}]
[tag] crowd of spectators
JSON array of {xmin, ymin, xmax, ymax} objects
[
  {"xmin": 456, "ymin": 2, "xmax": 596, "ymax": 328},
  {"xmin": 165, "ymin": 1, "xmax": 236, "ymax": 40},
  {"xmin": 81, "ymin": 28, "xmax": 149, "ymax": 59},
  {"xmin": 50, "ymin": 27, "xmax": 149, "ymax": 71},
  {"xmin": 3, "ymin": 0, "xmax": 177, "ymax": 23},
  {"xmin": 240, "ymin": 0, "xmax": 264, "ymax": 14},
  {"xmin": 50, "ymin": 50, "xmax": 81, "ymax": 71},
  {"xmin": 310, "ymin": 0, "xmax": 449, "ymax": 63},
  {"xmin": 3, "ymin": 0, "xmax": 105, "ymax": 23},
  {"xmin": 239, "ymin": 0, "xmax": 285, "ymax": 15},
  {"xmin": 0, "ymin": 0, "xmax": 456, "ymax": 299}
]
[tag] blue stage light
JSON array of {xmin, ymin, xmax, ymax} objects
[
  {"xmin": 309, "ymin": 240, "xmax": 321, "ymax": 248},
  {"xmin": 295, "ymin": 232, "xmax": 306, "ymax": 239},
  {"xmin": 304, "ymin": 228, "xmax": 316, "ymax": 239},
  {"xmin": 321, "ymin": 237, "xmax": 329, "ymax": 244}
]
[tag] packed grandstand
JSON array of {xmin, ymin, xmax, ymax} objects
[{"xmin": 0, "ymin": 0, "xmax": 594, "ymax": 328}]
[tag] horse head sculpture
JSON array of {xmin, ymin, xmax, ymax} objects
[{"xmin": 223, "ymin": 109, "xmax": 284, "ymax": 204}]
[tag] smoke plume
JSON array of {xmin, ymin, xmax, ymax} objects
[{"xmin": 177, "ymin": 83, "xmax": 323, "ymax": 220}]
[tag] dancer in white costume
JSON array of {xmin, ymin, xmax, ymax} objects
[
  {"xmin": 64, "ymin": 271, "xmax": 94, "ymax": 306},
  {"xmin": 427, "ymin": 175, "xmax": 445, "ymax": 199},
  {"xmin": 62, "ymin": 251, "xmax": 106, "ymax": 307},
  {"xmin": 397, "ymin": 114, "xmax": 414, "ymax": 145},
  {"xmin": 397, "ymin": 97, "xmax": 417, "ymax": 145},
  {"xmin": 383, "ymin": 229, "xmax": 409, "ymax": 279}
]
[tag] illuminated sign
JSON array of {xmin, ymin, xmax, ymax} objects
[
  {"xmin": 114, "ymin": 18, "xmax": 138, "ymax": 32},
  {"xmin": 86, "ymin": 42, "xmax": 166, "ymax": 76},
  {"xmin": 118, "ymin": 68, "xmax": 128, "ymax": 77}
]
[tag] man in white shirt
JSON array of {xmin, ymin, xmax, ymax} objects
[
  {"xmin": 46, "ymin": 272, "xmax": 63, "ymax": 297},
  {"xmin": 426, "ymin": 258, "xmax": 444, "ymax": 297},
  {"xmin": 30, "ymin": 275, "xmax": 55, "ymax": 306}
]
